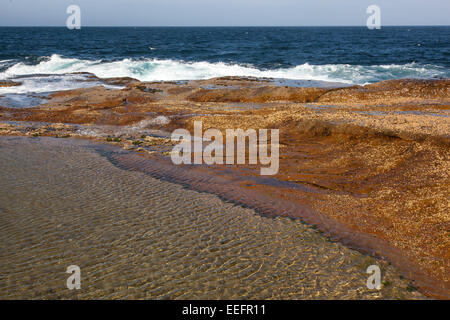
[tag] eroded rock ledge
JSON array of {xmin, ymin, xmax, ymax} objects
[{"xmin": 0, "ymin": 76, "xmax": 449, "ymax": 298}]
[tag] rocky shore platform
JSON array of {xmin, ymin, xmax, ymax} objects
[{"xmin": 0, "ymin": 75, "xmax": 448, "ymax": 298}]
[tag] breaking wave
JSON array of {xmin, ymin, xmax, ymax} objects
[{"xmin": 1, "ymin": 54, "xmax": 448, "ymax": 86}]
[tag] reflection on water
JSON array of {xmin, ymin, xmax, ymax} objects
[
  {"xmin": 0, "ymin": 93, "xmax": 48, "ymax": 108},
  {"xmin": 0, "ymin": 137, "xmax": 423, "ymax": 299}
]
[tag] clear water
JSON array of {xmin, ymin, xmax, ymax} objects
[{"xmin": 0, "ymin": 136, "xmax": 424, "ymax": 299}]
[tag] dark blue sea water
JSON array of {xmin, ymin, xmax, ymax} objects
[{"xmin": 0, "ymin": 27, "xmax": 448, "ymax": 102}]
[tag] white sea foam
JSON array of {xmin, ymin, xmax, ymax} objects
[
  {"xmin": 0, "ymin": 59, "xmax": 14, "ymax": 66},
  {"xmin": 0, "ymin": 73, "xmax": 123, "ymax": 96},
  {"xmin": 0, "ymin": 54, "xmax": 447, "ymax": 95},
  {"xmin": 131, "ymin": 116, "xmax": 171, "ymax": 130}
]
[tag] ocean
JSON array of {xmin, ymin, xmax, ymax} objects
[{"xmin": 0, "ymin": 26, "xmax": 449, "ymax": 103}]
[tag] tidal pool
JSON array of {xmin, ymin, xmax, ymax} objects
[{"xmin": 0, "ymin": 136, "xmax": 423, "ymax": 299}]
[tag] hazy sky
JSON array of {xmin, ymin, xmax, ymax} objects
[{"xmin": 1, "ymin": 0, "xmax": 449, "ymax": 26}]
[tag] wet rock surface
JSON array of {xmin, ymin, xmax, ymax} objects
[
  {"xmin": 0, "ymin": 80, "xmax": 21, "ymax": 87},
  {"xmin": 0, "ymin": 75, "xmax": 448, "ymax": 298}
]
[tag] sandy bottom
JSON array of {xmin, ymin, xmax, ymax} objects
[{"xmin": 0, "ymin": 136, "xmax": 423, "ymax": 299}]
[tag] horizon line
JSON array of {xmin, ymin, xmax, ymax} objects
[{"xmin": 1, "ymin": 25, "xmax": 449, "ymax": 28}]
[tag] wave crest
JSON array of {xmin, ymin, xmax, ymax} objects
[{"xmin": 1, "ymin": 54, "xmax": 447, "ymax": 85}]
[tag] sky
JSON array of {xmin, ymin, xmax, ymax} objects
[{"xmin": 1, "ymin": 0, "xmax": 449, "ymax": 26}]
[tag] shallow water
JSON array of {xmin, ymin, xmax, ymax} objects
[
  {"xmin": 0, "ymin": 92, "xmax": 48, "ymax": 108},
  {"xmin": 0, "ymin": 136, "xmax": 423, "ymax": 299},
  {"xmin": 0, "ymin": 74, "xmax": 123, "ymax": 108}
]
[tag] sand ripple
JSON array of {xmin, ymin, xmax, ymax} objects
[{"xmin": 0, "ymin": 137, "xmax": 423, "ymax": 299}]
